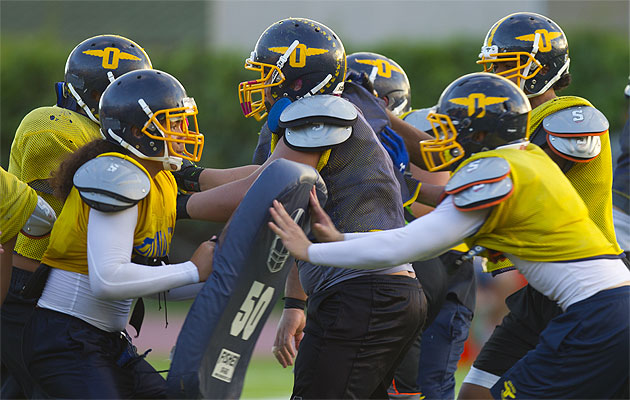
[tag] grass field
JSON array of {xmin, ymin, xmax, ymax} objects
[{"xmin": 148, "ymin": 353, "xmax": 471, "ymax": 399}]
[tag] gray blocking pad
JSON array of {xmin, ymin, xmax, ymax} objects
[{"xmin": 166, "ymin": 158, "xmax": 327, "ymax": 399}]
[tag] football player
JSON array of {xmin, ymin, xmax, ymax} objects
[
  {"xmin": 181, "ymin": 17, "xmax": 426, "ymax": 399},
  {"xmin": 612, "ymin": 81, "xmax": 629, "ymax": 254},
  {"xmin": 21, "ymin": 69, "xmax": 214, "ymax": 398},
  {"xmin": 3, "ymin": 34, "xmax": 152, "ymax": 398},
  {"xmin": 458, "ymin": 12, "xmax": 627, "ymax": 400},
  {"xmin": 0, "ymin": 168, "xmax": 56, "ymax": 304},
  {"xmin": 269, "ymin": 72, "xmax": 630, "ymax": 400},
  {"xmin": 347, "ymin": 51, "xmax": 474, "ymax": 400}
]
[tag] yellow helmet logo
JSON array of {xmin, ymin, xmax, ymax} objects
[
  {"xmin": 269, "ymin": 44, "xmax": 329, "ymax": 68},
  {"xmin": 83, "ymin": 47, "xmax": 141, "ymax": 69},
  {"xmin": 500, "ymin": 380, "xmax": 517, "ymax": 399},
  {"xmin": 449, "ymin": 94, "xmax": 508, "ymax": 118},
  {"xmin": 354, "ymin": 59, "xmax": 402, "ymax": 78},
  {"xmin": 515, "ymin": 29, "xmax": 563, "ymax": 52}
]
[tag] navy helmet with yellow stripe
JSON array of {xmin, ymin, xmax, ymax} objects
[
  {"xmin": 420, "ymin": 73, "xmax": 531, "ymax": 171},
  {"xmin": 478, "ymin": 12, "xmax": 570, "ymax": 98},
  {"xmin": 347, "ymin": 52, "xmax": 411, "ymax": 117},
  {"xmin": 64, "ymin": 35, "xmax": 153, "ymax": 124},
  {"xmin": 238, "ymin": 18, "xmax": 346, "ymax": 121}
]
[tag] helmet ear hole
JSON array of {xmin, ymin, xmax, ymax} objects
[
  {"xmin": 131, "ymin": 126, "xmax": 143, "ymax": 139},
  {"xmin": 472, "ymin": 131, "xmax": 488, "ymax": 143},
  {"xmin": 290, "ymin": 79, "xmax": 303, "ymax": 92}
]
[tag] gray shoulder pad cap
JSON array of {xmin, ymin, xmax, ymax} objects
[
  {"xmin": 279, "ymin": 95, "xmax": 358, "ymax": 128},
  {"xmin": 548, "ymin": 134, "xmax": 601, "ymax": 160},
  {"xmin": 452, "ymin": 177, "xmax": 513, "ymax": 210},
  {"xmin": 445, "ymin": 157, "xmax": 511, "ymax": 194},
  {"xmin": 402, "ymin": 107, "xmax": 435, "ymax": 132},
  {"xmin": 284, "ymin": 123, "xmax": 353, "ymax": 150},
  {"xmin": 543, "ymin": 106, "xmax": 609, "ymax": 136},
  {"xmin": 21, "ymin": 196, "xmax": 57, "ymax": 237},
  {"xmin": 73, "ymin": 156, "xmax": 151, "ymax": 212}
]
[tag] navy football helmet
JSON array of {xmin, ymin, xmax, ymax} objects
[
  {"xmin": 420, "ymin": 73, "xmax": 531, "ymax": 171},
  {"xmin": 99, "ymin": 69, "xmax": 204, "ymax": 171},
  {"xmin": 478, "ymin": 12, "xmax": 570, "ymax": 98},
  {"xmin": 238, "ymin": 18, "xmax": 346, "ymax": 120},
  {"xmin": 347, "ymin": 52, "xmax": 411, "ymax": 117},
  {"xmin": 64, "ymin": 34, "xmax": 153, "ymax": 123}
]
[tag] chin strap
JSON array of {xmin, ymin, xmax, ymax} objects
[{"xmin": 66, "ymin": 82, "xmax": 100, "ymax": 124}]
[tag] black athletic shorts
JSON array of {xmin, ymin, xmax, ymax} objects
[
  {"xmin": 292, "ymin": 274, "xmax": 426, "ymax": 399},
  {"xmin": 472, "ymin": 283, "xmax": 562, "ymax": 376}
]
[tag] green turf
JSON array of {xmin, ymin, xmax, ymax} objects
[
  {"xmin": 148, "ymin": 354, "xmax": 293, "ymax": 399},
  {"xmin": 148, "ymin": 353, "xmax": 470, "ymax": 399}
]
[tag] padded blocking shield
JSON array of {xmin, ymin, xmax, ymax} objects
[{"xmin": 166, "ymin": 159, "xmax": 326, "ymax": 399}]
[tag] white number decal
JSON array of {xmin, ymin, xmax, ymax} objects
[
  {"xmin": 230, "ymin": 281, "xmax": 275, "ymax": 340},
  {"xmin": 466, "ymin": 160, "xmax": 481, "ymax": 172},
  {"xmin": 572, "ymin": 109, "xmax": 584, "ymax": 122}
]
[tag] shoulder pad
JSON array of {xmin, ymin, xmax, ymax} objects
[
  {"xmin": 73, "ymin": 155, "xmax": 151, "ymax": 212},
  {"xmin": 279, "ymin": 95, "xmax": 358, "ymax": 128},
  {"xmin": 280, "ymin": 96, "xmax": 357, "ymax": 150},
  {"xmin": 20, "ymin": 196, "xmax": 57, "ymax": 238},
  {"xmin": 548, "ymin": 134, "xmax": 601, "ymax": 162},
  {"xmin": 451, "ymin": 178, "xmax": 514, "ymax": 211},
  {"xmin": 402, "ymin": 107, "xmax": 435, "ymax": 132},
  {"xmin": 445, "ymin": 157, "xmax": 511, "ymax": 194},
  {"xmin": 543, "ymin": 106, "xmax": 609, "ymax": 137}
]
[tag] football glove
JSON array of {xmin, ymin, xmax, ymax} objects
[{"xmin": 380, "ymin": 126, "xmax": 409, "ymax": 173}]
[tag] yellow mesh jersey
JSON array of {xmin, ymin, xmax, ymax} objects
[
  {"xmin": 42, "ymin": 153, "xmax": 177, "ymax": 274},
  {"xmin": 533, "ymin": 97, "xmax": 621, "ymax": 254},
  {"xmin": 8, "ymin": 106, "xmax": 102, "ymax": 260},
  {"xmin": 0, "ymin": 167, "xmax": 38, "ymax": 244},
  {"xmin": 461, "ymin": 144, "xmax": 618, "ymax": 269}
]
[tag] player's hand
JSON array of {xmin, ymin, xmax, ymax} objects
[
  {"xmin": 380, "ymin": 126, "xmax": 410, "ymax": 173},
  {"xmin": 272, "ymin": 308, "xmax": 306, "ymax": 368},
  {"xmin": 268, "ymin": 200, "xmax": 313, "ymax": 261},
  {"xmin": 308, "ymin": 187, "xmax": 343, "ymax": 243},
  {"xmin": 190, "ymin": 238, "xmax": 216, "ymax": 282}
]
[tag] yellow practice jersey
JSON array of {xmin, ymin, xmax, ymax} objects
[
  {"xmin": 42, "ymin": 153, "xmax": 177, "ymax": 274},
  {"xmin": 8, "ymin": 106, "xmax": 102, "ymax": 260},
  {"xmin": 0, "ymin": 167, "xmax": 38, "ymax": 244},
  {"xmin": 460, "ymin": 144, "xmax": 618, "ymax": 268},
  {"xmin": 531, "ymin": 96, "xmax": 621, "ymax": 255}
]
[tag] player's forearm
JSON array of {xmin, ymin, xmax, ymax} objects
[
  {"xmin": 416, "ymin": 183, "xmax": 445, "ymax": 208},
  {"xmin": 387, "ymin": 109, "xmax": 433, "ymax": 169},
  {"xmin": 284, "ymin": 262, "xmax": 307, "ymax": 301},
  {"xmin": 198, "ymin": 165, "xmax": 260, "ymax": 191}
]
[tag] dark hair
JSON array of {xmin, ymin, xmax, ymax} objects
[
  {"xmin": 553, "ymin": 73, "xmax": 571, "ymax": 92},
  {"xmin": 51, "ymin": 138, "xmax": 129, "ymax": 200}
]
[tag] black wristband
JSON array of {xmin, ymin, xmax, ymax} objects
[
  {"xmin": 283, "ymin": 297, "xmax": 306, "ymax": 310},
  {"xmin": 176, "ymin": 193, "xmax": 191, "ymax": 220}
]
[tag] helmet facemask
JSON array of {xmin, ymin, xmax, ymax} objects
[
  {"xmin": 420, "ymin": 112, "xmax": 465, "ymax": 172},
  {"xmin": 107, "ymin": 97, "xmax": 204, "ymax": 171},
  {"xmin": 239, "ymin": 41, "xmax": 300, "ymax": 121},
  {"xmin": 478, "ymin": 37, "xmax": 547, "ymax": 96}
]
